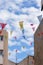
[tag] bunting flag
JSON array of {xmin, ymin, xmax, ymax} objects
[
  {"xmin": 19, "ymin": 21, "xmax": 23, "ymax": 30},
  {"xmin": 22, "ymin": 46, "xmax": 26, "ymax": 49},
  {"xmin": 30, "ymin": 42, "xmax": 32, "ymax": 45},
  {"xmin": 32, "ymin": 27, "xmax": 35, "ymax": 31},
  {"xmin": 30, "ymin": 23, "xmax": 34, "ymax": 26},
  {"xmin": 16, "ymin": 49, "xmax": 18, "ymax": 52},
  {"xmin": 0, "ymin": 23, "xmax": 7, "ymax": 29},
  {"xmin": 14, "ymin": 36, "xmax": 17, "ymax": 40},
  {"xmin": 23, "ymin": 35, "xmax": 25, "ymax": 39}
]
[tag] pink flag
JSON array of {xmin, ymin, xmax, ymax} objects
[{"xmin": 32, "ymin": 27, "xmax": 35, "ymax": 31}]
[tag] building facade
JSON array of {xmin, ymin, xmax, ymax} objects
[
  {"xmin": 34, "ymin": 19, "xmax": 43, "ymax": 65},
  {"xmin": 8, "ymin": 56, "xmax": 34, "ymax": 65},
  {"xmin": 41, "ymin": 0, "xmax": 43, "ymax": 11},
  {"xmin": 0, "ymin": 30, "xmax": 8, "ymax": 65}
]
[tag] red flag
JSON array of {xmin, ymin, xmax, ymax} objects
[{"xmin": 0, "ymin": 23, "xmax": 7, "ymax": 29}]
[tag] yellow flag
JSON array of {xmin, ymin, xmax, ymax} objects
[{"xmin": 19, "ymin": 21, "xmax": 23, "ymax": 29}]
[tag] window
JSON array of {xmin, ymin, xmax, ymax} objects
[
  {"xmin": 0, "ymin": 50, "xmax": 4, "ymax": 56},
  {"xmin": 41, "ymin": 5, "xmax": 43, "ymax": 11},
  {"xmin": 0, "ymin": 36, "xmax": 3, "ymax": 41}
]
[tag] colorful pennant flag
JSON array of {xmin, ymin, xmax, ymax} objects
[
  {"xmin": 19, "ymin": 21, "xmax": 23, "ymax": 29},
  {"xmin": 22, "ymin": 46, "xmax": 26, "ymax": 50},
  {"xmin": 32, "ymin": 27, "xmax": 35, "ymax": 31},
  {"xmin": 16, "ymin": 49, "xmax": 18, "ymax": 52},
  {"xmin": 30, "ymin": 42, "xmax": 32, "ymax": 45},
  {"xmin": 14, "ymin": 36, "xmax": 17, "ymax": 40},
  {"xmin": 30, "ymin": 24, "xmax": 34, "ymax": 26},
  {"xmin": 0, "ymin": 23, "xmax": 7, "ymax": 29}
]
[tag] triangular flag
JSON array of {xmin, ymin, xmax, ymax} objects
[
  {"xmin": 14, "ymin": 36, "xmax": 17, "ymax": 40},
  {"xmin": 23, "ymin": 46, "xmax": 26, "ymax": 49},
  {"xmin": 30, "ymin": 42, "xmax": 32, "ymax": 45},
  {"xmin": 23, "ymin": 35, "xmax": 25, "ymax": 39},
  {"xmin": 22, "ymin": 29, "xmax": 24, "ymax": 34},
  {"xmin": 0, "ymin": 23, "xmax": 7, "ymax": 29},
  {"xmin": 16, "ymin": 49, "xmax": 18, "ymax": 52},
  {"xmin": 32, "ymin": 27, "xmax": 35, "ymax": 31},
  {"xmin": 19, "ymin": 21, "xmax": 23, "ymax": 29},
  {"xmin": 30, "ymin": 24, "xmax": 34, "ymax": 26}
]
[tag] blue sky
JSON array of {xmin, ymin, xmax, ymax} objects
[{"xmin": 0, "ymin": 0, "xmax": 42, "ymax": 63}]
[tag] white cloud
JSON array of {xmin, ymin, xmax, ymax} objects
[
  {"xmin": 35, "ymin": 0, "xmax": 41, "ymax": 8},
  {"xmin": 21, "ymin": 39, "xmax": 32, "ymax": 46},
  {"xmin": 6, "ymin": 2, "xmax": 19, "ymax": 11},
  {"xmin": 22, "ymin": 7, "xmax": 41, "ymax": 16},
  {"xmin": 29, "ymin": 47, "xmax": 34, "ymax": 51},
  {"xmin": 8, "ymin": 41, "xmax": 14, "ymax": 46},
  {"xmin": 8, "ymin": 40, "xmax": 21, "ymax": 46},
  {"xmin": 13, "ymin": 0, "xmax": 24, "ymax": 4},
  {"xmin": 0, "ymin": 10, "xmax": 10, "ymax": 21}
]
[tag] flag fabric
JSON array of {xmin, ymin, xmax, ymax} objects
[
  {"xmin": 0, "ymin": 23, "xmax": 7, "ymax": 29},
  {"xmin": 30, "ymin": 42, "xmax": 32, "ymax": 45},
  {"xmin": 19, "ymin": 21, "xmax": 23, "ymax": 29},
  {"xmin": 30, "ymin": 24, "xmax": 34, "ymax": 26},
  {"xmin": 16, "ymin": 49, "xmax": 18, "ymax": 52},
  {"xmin": 22, "ymin": 46, "xmax": 26, "ymax": 50},
  {"xmin": 32, "ymin": 27, "xmax": 35, "ymax": 31},
  {"xmin": 14, "ymin": 36, "xmax": 17, "ymax": 40}
]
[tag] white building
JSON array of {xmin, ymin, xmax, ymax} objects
[{"xmin": 0, "ymin": 30, "xmax": 8, "ymax": 65}]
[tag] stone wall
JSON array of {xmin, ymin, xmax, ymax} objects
[{"xmin": 34, "ymin": 19, "xmax": 43, "ymax": 65}]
